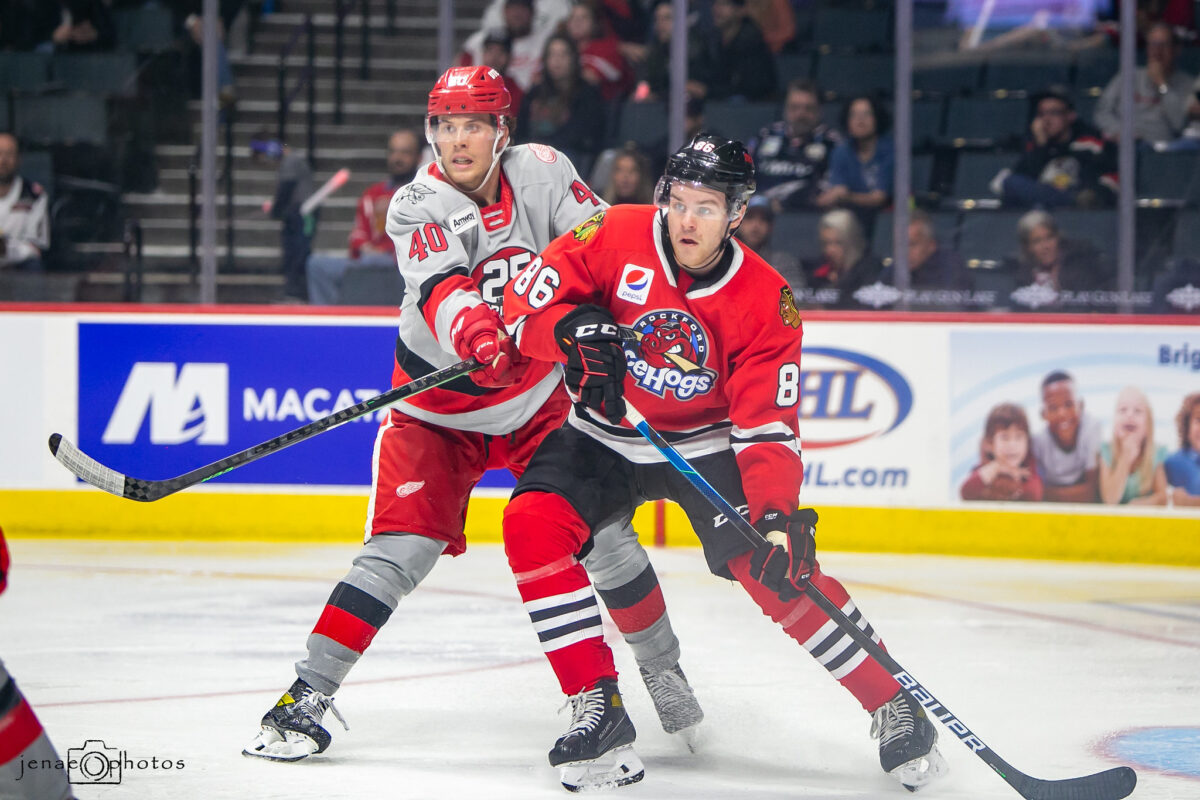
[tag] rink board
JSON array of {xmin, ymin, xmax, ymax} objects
[{"xmin": 1, "ymin": 303, "xmax": 1197, "ymax": 564}]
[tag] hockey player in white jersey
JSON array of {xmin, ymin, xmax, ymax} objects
[{"xmin": 243, "ymin": 66, "xmax": 701, "ymax": 768}]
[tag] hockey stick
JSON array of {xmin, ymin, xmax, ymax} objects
[
  {"xmin": 622, "ymin": 400, "xmax": 1137, "ymax": 800},
  {"xmin": 48, "ymin": 358, "xmax": 483, "ymax": 503}
]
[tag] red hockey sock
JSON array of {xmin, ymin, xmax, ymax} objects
[
  {"xmin": 505, "ymin": 492, "xmax": 616, "ymax": 695},
  {"xmin": 729, "ymin": 551, "xmax": 899, "ymax": 712},
  {"xmin": 310, "ymin": 582, "xmax": 394, "ymax": 654},
  {"xmin": 0, "ymin": 688, "xmax": 44, "ymax": 766},
  {"xmin": 595, "ymin": 563, "xmax": 667, "ymax": 638}
]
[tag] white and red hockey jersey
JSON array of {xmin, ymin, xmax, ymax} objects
[
  {"xmin": 384, "ymin": 143, "xmax": 606, "ymax": 435},
  {"xmin": 503, "ymin": 205, "xmax": 806, "ymax": 520}
]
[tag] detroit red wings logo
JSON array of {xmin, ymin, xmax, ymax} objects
[{"xmin": 627, "ymin": 311, "xmax": 716, "ymax": 400}]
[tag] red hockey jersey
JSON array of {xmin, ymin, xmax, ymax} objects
[
  {"xmin": 503, "ymin": 204, "xmax": 805, "ymax": 520},
  {"xmin": 348, "ymin": 181, "xmax": 400, "ymax": 258}
]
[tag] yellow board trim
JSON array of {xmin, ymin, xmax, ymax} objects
[{"xmin": 2, "ymin": 490, "xmax": 1198, "ymax": 566}]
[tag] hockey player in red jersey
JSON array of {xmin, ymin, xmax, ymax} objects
[
  {"xmin": 244, "ymin": 66, "xmax": 702, "ymax": 763},
  {"xmin": 0, "ymin": 528, "xmax": 76, "ymax": 800},
  {"xmin": 502, "ymin": 134, "xmax": 947, "ymax": 791}
]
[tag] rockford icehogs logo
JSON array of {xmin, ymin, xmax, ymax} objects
[{"xmin": 626, "ymin": 310, "xmax": 717, "ymax": 400}]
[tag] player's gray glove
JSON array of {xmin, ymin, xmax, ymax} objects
[
  {"xmin": 554, "ymin": 304, "xmax": 627, "ymax": 424},
  {"xmin": 749, "ymin": 508, "xmax": 818, "ymax": 602}
]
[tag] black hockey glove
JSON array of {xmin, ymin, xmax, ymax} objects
[
  {"xmin": 749, "ymin": 508, "xmax": 819, "ymax": 602},
  {"xmin": 554, "ymin": 304, "xmax": 627, "ymax": 425}
]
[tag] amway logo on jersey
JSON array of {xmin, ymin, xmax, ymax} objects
[
  {"xmin": 102, "ymin": 362, "xmax": 229, "ymax": 445},
  {"xmin": 798, "ymin": 347, "xmax": 912, "ymax": 449},
  {"xmin": 626, "ymin": 310, "xmax": 716, "ymax": 400}
]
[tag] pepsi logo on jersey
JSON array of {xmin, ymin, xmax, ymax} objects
[
  {"xmin": 625, "ymin": 310, "xmax": 716, "ymax": 400},
  {"xmin": 617, "ymin": 264, "xmax": 653, "ymax": 305}
]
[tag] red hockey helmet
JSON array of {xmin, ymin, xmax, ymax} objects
[{"xmin": 427, "ymin": 66, "xmax": 513, "ymax": 120}]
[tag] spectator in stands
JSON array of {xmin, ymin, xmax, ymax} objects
[
  {"xmin": 805, "ymin": 208, "xmax": 882, "ymax": 305},
  {"xmin": 631, "ymin": 0, "xmax": 707, "ymax": 102},
  {"xmin": 693, "ymin": 0, "xmax": 778, "ymax": 101},
  {"xmin": 818, "ymin": 95, "xmax": 894, "ymax": 230},
  {"xmin": 460, "ymin": 0, "xmax": 569, "ymax": 92},
  {"xmin": 517, "ymin": 34, "xmax": 606, "ymax": 173},
  {"xmin": 0, "ymin": 134, "xmax": 49, "ymax": 271},
  {"xmin": 601, "ymin": 144, "xmax": 654, "ymax": 204},
  {"xmin": 479, "ymin": 30, "xmax": 525, "ymax": 116},
  {"xmin": 991, "ymin": 87, "xmax": 1118, "ymax": 209},
  {"xmin": 878, "ymin": 210, "xmax": 969, "ymax": 292},
  {"xmin": 1032, "ymin": 370, "xmax": 1102, "ymax": 503},
  {"xmin": 734, "ymin": 197, "xmax": 805, "ymax": 289},
  {"xmin": 179, "ymin": 3, "xmax": 236, "ymax": 104},
  {"xmin": 1095, "ymin": 21, "xmax": 1194, "ymax": 144},
  {"xmin": 960, "ymin": 403, "xmax": 1044, "ymax": 502},
  {"xmin": 1009, "ymin": 210, "xmax": 1116, "ymax": 295},
  {"xmin": 749, "ymin": 78, "xmax": 841, "ymax": 212},
  {"xmin": 1099, "ymin": 386, "xmax": 1169, "ymax": 505},
  {"xmin": 46, "ymin": 0, "xmax": 116, "ymax": 52},
  {"xmin": 1165, "ymin": 392, "xmax": 1200, "ymax": 503},
  {"xmin": 253, "ymin": 131, "xmax": 314, "ymax": 303},
  {"xmin": 306, "ymin": 129, "xmax": 421, "ymax": 306},
  {"xmin": 595, "ymin": 0, "xmax": 646, "ymax": 45},
  {"xmin": 563, "ymin": 0, "xmax": 634, "ymax": 102},
  {"xmin": 745, "ymin": 0, "xmax": 796, "ymax": 54}
]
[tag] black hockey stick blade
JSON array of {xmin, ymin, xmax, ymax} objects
[
  {"xmin": 621, "ymin": 400, "xmax": 1136, "ymax": 800},
  {"xmin": 48, "ymin": 357, "xmax": 483, "ymax": 502}
]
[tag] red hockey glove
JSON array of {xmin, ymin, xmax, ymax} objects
[
  {"xmin": 450, "ymin": 304, "xmax": 525, "ymax": 388},
  {"xmin": 554, "ymin": 304, "xmax": 627, "ymax": 424},
  {"xmin": 749, "ymin": 508, "xmax": 818, "ymax": 602}
]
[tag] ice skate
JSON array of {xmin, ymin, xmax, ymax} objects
[
  {"xmin": 549, "ymin": 679, "xmax": 644, "ymax": 792},
  {"xmin": 639, "ymin": 663, "xmax": 703, "ymax": 750},
  {"xmin": 871, "ymin": 690, "xmax": 948, "ymax": 792},
  {"xmin": 243, "ymin": 678, "xmax": 348, "ymax": 762}
]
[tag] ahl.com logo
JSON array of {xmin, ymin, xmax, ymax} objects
[
  {"xmin": 799, "ymin": 347, "xmax": 912, "ymax": 449},
  {"xmin": 102, "ymin": 362, "xmax": 229, "ymax": 445}
]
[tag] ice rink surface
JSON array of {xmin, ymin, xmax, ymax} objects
[{"xmin": 2, "ymin": 539, "xmax": 1198, "ymax": 800}]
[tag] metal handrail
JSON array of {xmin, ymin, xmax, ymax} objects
[
  {"xmin": 276, "ymin": 13, "xmax": 316, "ymax": 162},
  {"xmin": 122, "ymin": 218, "xmax": 144, "ymax": 302}
]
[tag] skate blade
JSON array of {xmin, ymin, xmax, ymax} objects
[
  {"xmin": 242, "ymin": 727, "xmax": 320, "ymax": 762},
  {"xmin": 674, "ymin": 722, "xmax": 702, "ymax": 754},
  {"xmin": 889, "ymin": 745, "xmax": 949, "ymax": 792},
  {"xmin": 559, "ymin": 744, "xmax": 645, "ymax": 792}
]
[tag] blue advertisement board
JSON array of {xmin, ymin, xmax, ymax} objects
[{"xmin": 76, "ymin": 321, "xmax": 519, "ymax": 489}]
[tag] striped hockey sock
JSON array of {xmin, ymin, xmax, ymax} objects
[
  {"xmin": 300, "ymin": 582, "xmax": 394, "ymax": 694},
  {"xmin": 0, "ymin": 673, "xmax": 72, "ymax": 800},
  {"xmin": 595, "ymin": 562, "xmax": 681, "ymax": 673},
  {"xmin": 506, "ymin": 492, "xmax": 617, "ymax": 695},
  {"xmin": 729, "ymin": 551, "xmax": 899, "ymax": 713}
]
